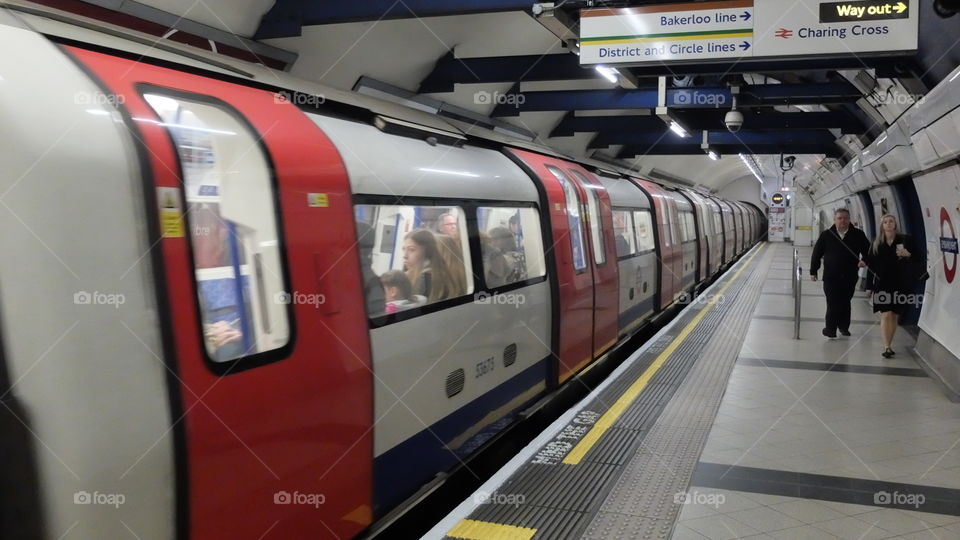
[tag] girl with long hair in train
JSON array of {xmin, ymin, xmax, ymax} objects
[
  {"xmin": 436, "ymin": 234, "xmax": 468, "ymax": 298},
  {"xmin": 403, "ymin": 229, "xmax": 460, "ymax": 303}
]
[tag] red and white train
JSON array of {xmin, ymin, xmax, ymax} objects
[{"xmin": 0, "ymin": 9, "xmax": 764, "ymax": 540}]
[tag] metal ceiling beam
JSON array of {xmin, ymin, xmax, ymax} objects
[
  {"xmin": 617, "ymin": 143, "xmax": 842, "ymax": 158},
  {"xmin": 255, "ymin": 0, "xmax": 534, "ymax": 38},
  {"xmin": 591, "ymin": 129, "xmax": 838, "ymax": 150},
  {"xmin": 492, "ymin": 83, "xmax": 862, "ymax": 116},
  {"xmin": 418, "ymin": 52, "xmax": 910, "ymax": 93},
  {"xmin": 419, "ymin": 53, "xmax": 595, "ymax": 93},
  {"xmin": 549, "ymin": 110, "xmax": 864, "ymax": 137}
]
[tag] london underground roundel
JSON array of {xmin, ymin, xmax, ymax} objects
[{"xmin": 941, "ymin": 207, "xmax": 958, "ymax": 284}]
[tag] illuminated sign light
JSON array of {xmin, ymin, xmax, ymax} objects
[
  {"xmin": 819, "ymin": 1, "xmax": 909, "ymax": 23},
  {"xmin": 772, "ymin": 193, "xmax": 785, "ymax": 204}
]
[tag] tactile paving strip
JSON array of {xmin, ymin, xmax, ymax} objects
[
  {"xmin": 581, "ymin": 246, "xmax": 776, "ymax": 539},
  {"xmin": 444, "ymin": 246, "xmax": 773, "ymax": 540}
]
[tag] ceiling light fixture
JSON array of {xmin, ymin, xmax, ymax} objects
[
  {"xmin": 669, "ymin": 120, "xmax": 690, "ymax": 138},
  {"xmin": 595, "ymin": 66, "xmax": 619, "ymax": 83},
  {"xmin": 739, "ymin": 152, "xmax": 765, "ymax": 183}
]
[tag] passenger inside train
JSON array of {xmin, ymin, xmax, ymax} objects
[{"xmin": 380, "ymin": 270, "xmax": 420, "ymax": 313}]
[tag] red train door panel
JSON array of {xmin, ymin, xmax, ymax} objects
[
  {"xmin": 71, "ymin": 48, "xmax": 373, "ymax": 540},
  {"xmin": 508, "ymin": 149, "xmax": 593, "ymax": 382},
  {"xmin": 566, "ymin": 168, "xmax": 619, "ymax": 357},
  {"xmin": 632, "ymin": 179, "xmax": 681, "ymax": 310}
]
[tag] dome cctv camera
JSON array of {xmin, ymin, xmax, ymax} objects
[{"xmin": 725, "ymin": 110, "xmax": 744, "ymax": 132}]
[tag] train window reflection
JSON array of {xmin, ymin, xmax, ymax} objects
[
  {"xmin": 612, "ymin": 210, "xmax": 636, "ymax": 258},
  {"xmin": 143, "ymin": 93, "xmax": 290, "ymax": 363},
  {"xmin": 354, "ymin": 204, "xmax": 473, "ymax": 317},
  {"xmin": 476, "ymin": 206, "xmax": 546, "ymax": 288},
  {"xmin": 633, "ymin": 210, "xmax": 655, "ymax": 253},
  {"xmin": 545, "ymin": 166, "xmax": 587, "ymax": 273}
]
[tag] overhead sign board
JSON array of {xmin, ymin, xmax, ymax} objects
[{"xmin": 579, "ymin": 0, "xmax": 918, "ymax": 66}]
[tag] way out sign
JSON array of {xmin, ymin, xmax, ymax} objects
[{"xmin": 579, "ymin": 0, "xmax": 918, "ymax": 67}]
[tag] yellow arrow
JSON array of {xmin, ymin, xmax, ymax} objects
[{"xmin": 894, "ymin": 1, "xmax": 907, "ymax": 14}]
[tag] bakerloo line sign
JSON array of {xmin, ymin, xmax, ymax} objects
[{"xmin": 579, "ymin": 0, "xmax": 919, "ymax": 66}]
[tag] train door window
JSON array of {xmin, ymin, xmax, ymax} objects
[
  {"xmin": 545, "ymin": 166, "xmax": 587, "ymax": 273},
  {"xmin": 354, "ymin": 204, "xmax": 473, "ymax": 317},
  {"xmin": 142, "ymin": 92, "xmax": 290, "ymax": 363},
  {"xmin": 713, "ymin": 212, "xmax": 722, "ymax": 235},
  {"xmin": 611, "ymin": 209, "xmax": 636, "ymax": 258},
  {"xmin": 633, "ymin": 210, "xmax": 655, "ymax": 252},
  {"xmin": 570, "ymin": 171, "xmax": 606, "ymax": 266},
  {"xmin": 682, "ymin": 212, "xmax": 696, "ymax": 243},
  {"xmin": 476, "ymin": 206, "xmax": 546, "ymax": 288}
]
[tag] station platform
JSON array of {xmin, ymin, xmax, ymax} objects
[{"xmin": 428, "ymin": 242, "xmax": 960, "ymax": 540}]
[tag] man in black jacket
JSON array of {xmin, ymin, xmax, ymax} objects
[{"xmin": 810, "ymin": 208, "xmax": 870, "ymax": 338}]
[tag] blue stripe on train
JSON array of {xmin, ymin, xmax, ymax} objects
[
  {"xmin": 372, "ymin": 357, "xmax": 550, "ymax": 516},
  {"xmin": 618, "ymin": 295, "xmax": 656, "ymax": 330}
]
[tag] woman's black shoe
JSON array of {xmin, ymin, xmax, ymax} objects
[{"xmin": 882, "ymin": 348, "xmax": 895, "ymax": 358}]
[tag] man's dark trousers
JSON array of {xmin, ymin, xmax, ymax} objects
[{"xmin": 823, "ymin": 277, "xmax": 857, "ymax": 333}]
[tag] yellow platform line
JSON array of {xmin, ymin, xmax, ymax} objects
[
  {"xmin": 447, "ymin": 519, "xmax": 537, "ymax": 540},
  {"xmin": 562, "ymin": 245, "xmax": 765, "ymax": 465}
]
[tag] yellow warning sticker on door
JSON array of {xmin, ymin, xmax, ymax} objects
[
  {"xmin": 157, "ymin": 187, "xmax": 185, "ymax": 238},
  {"xmin": 308, "ymin": 193, "xmax": 329, "ymax": 207}
]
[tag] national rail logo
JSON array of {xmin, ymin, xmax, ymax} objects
[{"xmin": 775, "ymin": 28, "xmax": 794, "ymax": 39}]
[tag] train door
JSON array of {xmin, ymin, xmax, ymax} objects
[
  {"xmin": 632, "ymin": 179, "xmax": 681, "ymax": 309},
  {"xmin": 568, "ymin": 170, "xmax": 619, "ymax": 357},
  {"xmin": 733, "ymin": 203, "xmax": 747, "ymax": 254},
  {"xmin": 682, "ymin": 191, "xmax": 712, "ymax": 282},
  {"xmin": 71, "ymin": 48, "xmax": 374, "ymax": 539},
  {"xmin": 507, "ymin": 150, "xmax": 595, "ymax": 382},
  {"xmin": 718, "ymin": 199, "xmax": 737, "ymax": 261}
]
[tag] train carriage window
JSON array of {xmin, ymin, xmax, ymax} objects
[
  {"xmin": 612, "ymin": 209, "xmax": 636, "ymax": 258},
  {"xmin": 143, "ymin": 93, "xmax": 290, "ymax": 363},
  {"xmin": 476, "ymin": 207, "xmax": 546, "ymax": 288},
  {"xmin": 354, "ymin": 204, "xmax": 473, "ymax": 317},
  {"xmin": 570, "ymin": 171, "xmax": 606, "ymax": 266},
  {"xmin": 713, "ymin": 212, "xmax": 722, "ymax": 235},
  {"xmin": 633, "ymin": 210, "xmax": 656, "ymax": 252},
  {"xmin": 545, "ymin": 166, "xmax": 587, "ymax": 273}
]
